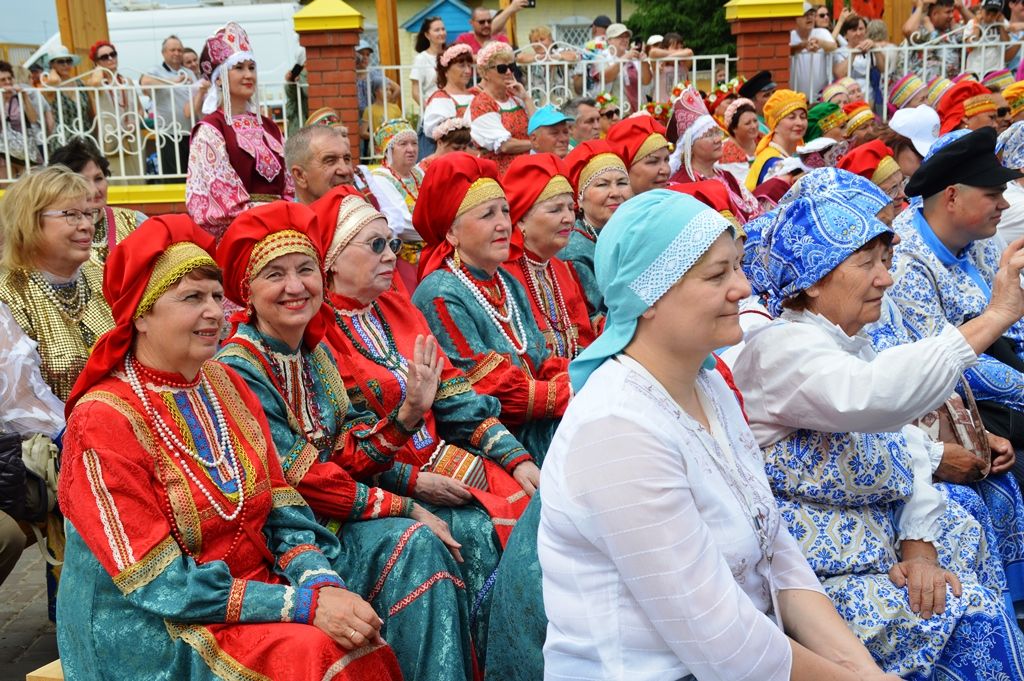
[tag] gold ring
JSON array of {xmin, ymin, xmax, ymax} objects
[{"xmin": 349, "ymin": 629, "xmax": 357, "ymax": 639}]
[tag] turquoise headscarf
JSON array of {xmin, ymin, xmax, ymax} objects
[{"xmin": 569, "ymin": 189, "xmax": 734, "ymax": 391}]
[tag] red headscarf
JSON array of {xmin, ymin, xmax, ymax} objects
[
  {"xmin": 215, "ymin": 200, "xmax": 333, "ymax": 348},
  {"xmin": 502, "ymin": 153, "xmax": 574, "ymax": 227},
  {"xmin": 937, "ymin": 80, "xmax": 997, "ymax": 135},
  {"xmin": 413, "ymin": 152, "xmax": 517, "ymax": 280},
  {"xmin": 605, "ymin": 116, "xmax": 670, "ymax": 167},
  {"xmin": 668, "ymin": 179, "xmax": 744, "ymax": 236},
  {"xmin": 66, "ymin": 215, "xmax": 215, "ymax": 415},
  {"xmin": 837, "ymin": 139, "xmax": 900, "ymax": 185},
  {"xmin": 564, "ymin": 139, "xmax": 628, "ymax": 197}
]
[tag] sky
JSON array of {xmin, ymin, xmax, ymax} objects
[{"xmin": 3, "ymin": 0, "xmax": 200, "ymax": 45}]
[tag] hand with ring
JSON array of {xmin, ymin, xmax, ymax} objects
[{"xmin": 312, "ymin": 586, "xmax": 384, "ymax": 649}]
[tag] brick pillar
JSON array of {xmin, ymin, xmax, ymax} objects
[
  {"xmin": 294, "ymin": 0, "xmax": 363, "ymax": 136},
  {"xmin": 725, "ymin": 0, "xmax": 804, "ymax": 88}
]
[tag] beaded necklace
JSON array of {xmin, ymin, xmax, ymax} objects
[
  {"xmin": 446, "ymin": 258, "xmax": 528, "ymax": 356},
  {"xmin": 520, "ymin": 256, "xmax": 577, "ymax": 359},
  {"xmin": 383, "ymin": 165, "xmax": 421, "ymax": 202},
  {"xmin": 336, "ymin": 304, "xmax": 408, "ymax": 396},
  {"xmin": 28, "ymin": 269, "xmax": 88, "ymax": 321},
  {"xmin": 124, "ymin": 355, "xmax": 245, "ymax": 523},
  {"xmin": 256, "ymin": 332, "xmax": 331, "ymax": 451},
  {"xmin": 576, "ymin": 219, "xmax": 599, "ymax": 242}
]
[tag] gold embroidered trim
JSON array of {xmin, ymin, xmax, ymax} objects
[
  {"xmin": 466, "ymin": 352, "xmax": 504, "ymax": 385},
  {"xmin": 818, "ymin": 110, "xmax": 847, "ymax": 134},
  {"xmin": 844, "ymin": 109, "xmax": 875, "ymax": 135},
  {"xmin": 165, "ymin": 622, "xmax": 272, "ymax": 681},
  {"xmin": 271, "ymin": 486, "xmax": 308, "ymax": 508},
  {"xmin": 246, "ymin": 230, "xmax": 320, "ymax": 290},
  {"xmin": 113, "ymin": 535, "xmax": 181, "ymax": 595},
  {"xmin": 457, "ymin": 178, "xmax": 504, "ymax": 218},
  {"xmin": 870, "ymin": 155, "xmax": 900, "ymax": 187},
  {"xmin": 633, "ymin": 133, "xmax": 669, "ymax": 164},
  {"xmin": 526, "ymin": 378, "xmax": 537, "ymax": 418},
  {"xmin": 327, "ymin": 195, "xmax": 386, "ymax": 269},
  {"xmin": 435, "ymin": 376, "xmax": 472, "ymax": 401},
  {"xmin": 536, "ymin": 176, "xmax": 574, "ymax": 205},
  {"xmin": 578, "ymin": 152, "xmax": 627, "ymax": 195},
  {"xmin": 136, "ymin": 243, "xmax": 217, "ymax": 318},
  {"xmin": 963, "ymin": 93, "xmax": 997, "ymax": 118}
]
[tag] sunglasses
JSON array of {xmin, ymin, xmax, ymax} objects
[
  {"xmin": 998, "ymin": 106, "xmax": 1011, "ymax": 117},
  {"xmin": 817, "ymin": 11, "xmax": 829, "ymax": 17},
  {"xmin": 96, "ymin": 51, "xmax": 117, "ymax": 61},
  {"xmin": 602, "ymin": 109, "xmax": 621, "ymax": 119},
  {"xmin": 356, "ymin": 236, "xmax": 403, "ymax": 255},
  {"xmin": 51, "ymin": 59, "xmax": 73, "ymax": 66},
  {"xmin": 494, "ymin": 63, "xmax": 518, "ymax": 75},
  {"xmin": 476, "ymin": 18, "xmax": 492, "ymax": 24}
]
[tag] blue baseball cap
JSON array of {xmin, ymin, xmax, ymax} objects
[{"xmin": 528, "ymin": 105, "xmax": 573, "ymax": 135}]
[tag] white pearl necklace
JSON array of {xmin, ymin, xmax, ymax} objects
[
  {"xmin": 446, "ymin": 258, "xmax": 529, "ymax": 356},
  {"xmin": 125, "ymin": 355, "xmax": 245, "ymax": 522}
]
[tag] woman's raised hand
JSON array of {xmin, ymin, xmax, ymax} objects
[
  {"xmin": 397, "ymin": 335, "xmax": 444, "ymax": 431},
  {"xmin": 312, "ymin": 587, "xmax": 384, "ymax": 650}
]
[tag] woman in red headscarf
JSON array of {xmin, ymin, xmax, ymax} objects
[
  {"xmin": 410, "ymin": 152, "xmax": 571, "ymax": 464},
  {"xmin": 605, "ymin": 115, "xmax": 672, "ymax": 194},
  {"xmin": 310, "ymin": 186, "xmax": 534, "ymax": 661},
  {"xmin": 57, "ymin": 215, "xmax": 402, "ymax": 681},
  {"xmin": 501, "ymin": 153, "xmax": 597, "ymax": 359},
  {"xmin": 212, "ymin": 201, "xmax": 476, "ymax": 681},
  {"xmin": 186, "ymin": 23, "xmax": 293, "ymax": 241}
]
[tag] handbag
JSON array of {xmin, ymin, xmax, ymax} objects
[
  {"xmin": 914, "ymin": 380, "xmax": 991, "ymax": 478},
  {"xmin": 0, "ymin": 432, "xmax": 56, "ymax": 523}
]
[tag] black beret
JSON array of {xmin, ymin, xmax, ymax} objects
[
  {"xmin": 905, "ymin": 127, "xmax": 1023, "ymax": 198},
  {"xmin": 738, "ymin": 70, "xmax": 776, "ymax": 100}
]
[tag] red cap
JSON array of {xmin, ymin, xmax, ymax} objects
[
  {"xmin": 837, "ymin": 139, "xmax": 900, "ymax": 185},
  {"xmin": 66, "ymin": 215, "xmax": 214, "ymax": 414},
  {"xmin": 503, "ymin": 153, "xmax": 574, "ymax": 227},
  {"xmin": 216, "ymin": 201, "xmax": 332, "ymax": 347},
  {"xmin": 937, "ymin": 80, "xmax": 997, "ymax": 135},
  {"xmin": 605, "ymin": 116, "xmax": 670, "ymax": 167},
  {"xmin": 413, "ymin": 152, "xmax": 517, "ymax": 280}
]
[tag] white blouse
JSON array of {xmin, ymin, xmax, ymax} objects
[
  {"xmin": 410, "ymin": 50, "xmax": 439, "ymax": 101},
  {"xmin": 422, "ymin": 91, "xmax": 474, "ymax": 140},
  {"xmin": 539, "ymin": 355, "xmax": 823, "ymax": 681},
  {"xmin": 0, "ymin": 301, "xmax": 64, "ymax": 436},
  {"xmin": 732, "ymin": 309, "xmax": 978, "ymax": 542}
]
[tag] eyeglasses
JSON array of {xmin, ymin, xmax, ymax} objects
[
  {"xmin": 601, "ymin": 109, "xmax": 621, "ymax": 119},
  {"xmin": 41, "ymin": 208, "xmax": 100, "ymax": 224},
  {"xmin": 817, "ymin": 11, "xmax": 830, "ymax": 17},
  {"xmin": 998, "ymin": 106, "xmax": 1011, "ymax": 117},
  {"xmin": 355, "ymin": 236, "xmax": 403, "ymax": 255},
  {"xmin": 96, "ymin": 51, "xmax": 117, "ymax": 61},
  {"xmin": 51, "ymin": 59, "xmax": 73, "ymax": 66},
  {"xmin": 883, "ymin": 177, "xmax": 908, "ymax": 201}
]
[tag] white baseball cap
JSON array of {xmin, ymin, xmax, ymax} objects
[
  {"xmin": 889, "ymin": 105, "xmax": 941, "ymax": 158},
  {"xmin": 606, "ymin": 24, "xmax": 631, "ymax": 40}
]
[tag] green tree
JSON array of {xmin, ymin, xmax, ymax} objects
[{"xmin": 627, "ymin": 0, "xmax": 735, "ymax": 56}]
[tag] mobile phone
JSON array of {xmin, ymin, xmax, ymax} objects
[{"xmin": 526, "ymin": 0, "xmax": 536, "ymax": 7}]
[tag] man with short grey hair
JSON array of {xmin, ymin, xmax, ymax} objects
[
  {"xmin": 140, "ymin": 35, "xmax": 206, "ymax": 180},
  {"xmin": 286, "ymin": 125, "xmax": 354, "ymax": 205},
  {"xmin": 562, "ymin": 97, "xmax": 600, "ymax": 150}
]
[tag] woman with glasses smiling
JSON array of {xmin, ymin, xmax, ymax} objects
[
  {"xmin": 0, "ymin": 164, "xmax": 115, "ymax": 621},
  {"xmin": 469, "ymin": 41, "xmax": 535, "ymax": 175}
]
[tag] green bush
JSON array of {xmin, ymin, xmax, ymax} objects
[{"xmin": 627, "ymin": 0, "xmax": 736, "ymax": 56}]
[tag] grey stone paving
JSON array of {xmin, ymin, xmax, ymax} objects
[{"xmin": 0, "ymin": 552, "xmax": 58, "ymax": 681}]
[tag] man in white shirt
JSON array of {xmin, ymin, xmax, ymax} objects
[{"xmin": 790, "ymin": 5, "xmax": 838, "ymax": 99}]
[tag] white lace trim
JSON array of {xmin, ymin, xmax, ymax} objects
[{"xmin": 627, "ymin": 209, "xmax": 731, "ymax": 306}]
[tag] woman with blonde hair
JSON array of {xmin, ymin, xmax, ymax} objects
[{"xmin": 0, "ymin": 163, "xmax": 114, "ymax": 619}]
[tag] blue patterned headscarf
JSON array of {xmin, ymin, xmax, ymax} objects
[
  {"xmin": 998, "ymin": 121, "xmax": 1024, "ymax": 170},
  {"xmin": 743, "ymin": 168, "xmax": 890, "ymax": 302},
  {"xmin": 761, "ymin": 192, "xmax": 893, "ymax": 316},
  {"xmin": 569, "ymin": 190, "xmax": 734, "ymax": 390}
]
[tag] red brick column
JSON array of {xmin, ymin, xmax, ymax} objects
[
  {"xmin": 731, "ymin": 18, "xmax": 795, "ymax": 85},
  {"xmin": 294, "ymin": 0, "xmax": 364, "ymax": 135}
]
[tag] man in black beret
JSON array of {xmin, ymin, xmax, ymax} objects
[
  {"xmin": 738, "ymin": 70, "xmax": 776, "ymax": 136},
  {"xmin": 887, "ymin": 126, "xmax": 1024, "ymax": 462}
]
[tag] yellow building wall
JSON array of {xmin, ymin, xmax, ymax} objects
[{"xmin": 346, "ymin": 0, "xmax": 639, "ymax": 112}]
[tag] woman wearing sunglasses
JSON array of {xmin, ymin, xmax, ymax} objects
[
  {"xmin": 83, "ymin": 40, "xmax": 146, "ymax": 180},
  {"xmin": 469, "ymin": 41, "xmax": 536, "ymax": 175},
  {"xmin": 215, "ymin": 200, "xmax": 476, "ymax": 681},
  {"xmin": 311, "ymin": 185, "xmax": 535, "ymax": 661},
  {"xmin": 43, "ymin": 45, "xmax": 94, "ymax": 154}
]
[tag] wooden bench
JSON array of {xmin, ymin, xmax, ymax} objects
[{"xmin": 26, "ymin": 660, "xmax": 62, "ymax": 681}]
